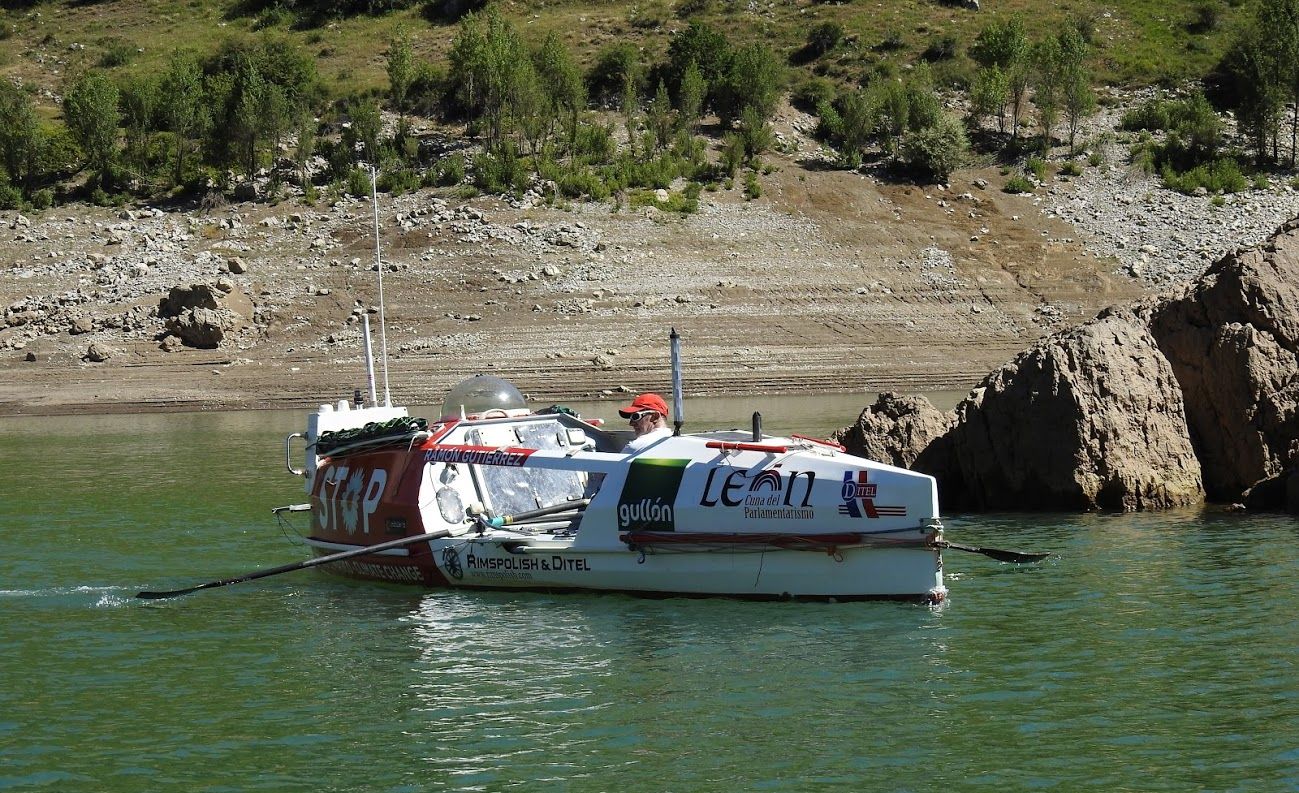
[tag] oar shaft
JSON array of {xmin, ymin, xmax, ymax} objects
[{"xmin": 137, "ymin": 529, "xmax": 452, "ymax": 599}]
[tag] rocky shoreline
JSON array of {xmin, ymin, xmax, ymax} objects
[
  {"xmin": 835, "ymin": 218, "xmax": 1299, "ymax": 514},
  {"xmin": 3, "ymin": 97, "xmax": 1299, "ymax": 423}
]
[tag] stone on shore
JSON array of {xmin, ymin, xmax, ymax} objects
[
  {"xmin": 157, "ymin": 283, "xmax": 253, "ymax": 349},
  {"xmin": 832, "ymin": 391, "xmax": 955, "ymax": 480}
]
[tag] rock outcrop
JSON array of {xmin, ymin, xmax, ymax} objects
[
  {"xmin": 1144, "ymin": 219, "xmax": 1299, "ymax": 503},
  {"xmin": 944, "ymin": 311, "xmax": 1204, "ymax": 511},
  {"xmin": 838, "ymin": 219, "xmax": 1299, "ymax": 513},
  {"xmin": 157, "ymin": 283, "xmax": 252, "ymax": 349}
]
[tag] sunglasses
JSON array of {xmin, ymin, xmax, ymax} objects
[{"xmin": 626, "ymin": 410, "xmax": 657, "ymax": 422}]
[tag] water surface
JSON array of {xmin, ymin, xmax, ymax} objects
[{"xmin": 1, "ymin": 404, "xmax": 1295, "ymax": 791}]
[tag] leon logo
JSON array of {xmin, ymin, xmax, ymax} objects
[
  {"xmin": 617, "ymin": 458, "xmax": 688, "ymax": 531},
  {"xmin": 318, "ymin": 465, "xmax": 388, "ymax": 535},
  {"xmin": 838, "ymin": 470, "xmax": 906, "ymax": 519}
]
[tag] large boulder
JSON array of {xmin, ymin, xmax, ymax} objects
[
  {"xmin": 832, "ymin": 391, "xmax": 956, "ymax": 480},
  {"xmin": 1145, "ymin": 219, "xmax": 1299, "ymax": 502},
  {"xmin": 943, "ymin": 310, "xmax": 1203, "ymax": 511},
  {"xmin": 158, "ymin": 283, "xmax": 252, "ymax": 349}
]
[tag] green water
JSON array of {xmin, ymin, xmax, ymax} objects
[{"xmin": 1, "ymin": 406, "xmax": 1297, "ymax": 792}]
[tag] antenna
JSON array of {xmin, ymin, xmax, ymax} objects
[
  {"xmin": 370, "ymin": 166, "xmax": 392, "ymax": 407},
  {"xmin": 670, "ymin": 327, "xmax": 684, "ymax": 436},
  {"xmin": 362, "ymin": 313, "xmax": 378, "ymax": 407}
]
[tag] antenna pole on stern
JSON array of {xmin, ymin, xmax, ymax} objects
[{"xmin": 370, "ymin": 166, "xmax": 392, "ymax": 407}]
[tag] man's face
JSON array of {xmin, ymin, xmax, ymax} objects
[{"xmin": 628, "ymin": 410, "xmax": 658, "ymax": 436}]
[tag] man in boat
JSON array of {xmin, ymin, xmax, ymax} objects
[{"xmin": 618, "ymin": 393, "xmax": 672, "ymax": 452}]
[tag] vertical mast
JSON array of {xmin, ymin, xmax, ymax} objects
[
  {"xmin": 670, "ymin": 327, "xmax": 684, "ymax": 436},
  {"xmin": 370, "ymin": 166, "xmax": 392, "ymax": 407}
]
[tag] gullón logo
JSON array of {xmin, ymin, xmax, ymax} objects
[{"xmin": 616, "ymin": 458, "xmax": 689, "ymax": 531}]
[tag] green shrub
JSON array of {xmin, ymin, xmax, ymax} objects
[
  {"xmin": 1025, "ymin": 156, "xmax": 1048, "ymax": 181},
  {"xmin": 1003, "ymin": 175, "xmax": 1035, "ymax": 193},
  {"xmin": 1210, "ymin": 194, "xmax": 1226, "ymax": 207},
  {"xmin": 792, "ymin": 77, "xmax": 836, "ymax": 114},
  {"xmin": 574, "ymin": 122, "xmax": 616, "ymax": 164},
  {"xmin": 1252, "ymin": 173, "xmax": 1270, "ymax": 190},
  {"xmin": 805, "ymin": 21, "xmax": 844, "ymax": 58},
  {"xmin": 378, "ymin": 167, "xmax": 420, "ymax": 196},
  {"xmin": 474, "ymin": 142, "xmax": 528, "ymax": 195},
  {"xmin": 435, "ymin": 153, "xmax": 466, "ymax": 186},
  {"xmin": 900, "ymin": 116, "xmax": 969, "ymax": 181},
  {"xmin": 1131, "ymin": 140, "xmax": 1158, "ymax": 174},
  {"xmin": 0, "ymin": 182, "xmax": 21, "ymax": 210},
  {"xmin": 877, "ymin": 30, "xmax": 905, "ymax": 52},
  {"xmin": 921, "ymin": 34, "xmax": 958, "ymax": 62},
  {"xmin": 628, "ymin": 188, "xmax": 697, "ymax": 213},
  {"xmin": 720, "ymin": 132, "xmax": 745, "ymax": 178},
  {"xmin": 346, "ymin": 167, "xmax": 372, "ymax": 197},
  {"xmin": 1159, "ymin": 157, "xmax": 1247, "ymax": 194},
  {"xmin": 556, "ymin": 167, "xmax": 611, "ymax": 200},
  {"xmin": 98, "ymin": 39, "xmax": 136, "ymax": 68},
  {"xmin": 30, "ymin": 188, "xmax": 53, "ymax": 209},
  {"xmin": 744, "ymin": 172, "xmax": 761, "ymax": 200},
  {"xmin": 1088, "ymin": 150, "xmax": 1104, "ymax": 167},
  {"xmin": 1120, "ymin": 99, "xmax": 1172, "ymax": 132},
  {"xmin": 1059, "ymin": 161, "xmax": 1083, "ymax": 177}
]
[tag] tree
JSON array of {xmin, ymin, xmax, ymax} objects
[
  {"xmin": 119, "ymin": 74, "xmax": 159, "ymax": 178},
  {"xmin": 1256, "ymin": 0, "xmax": 1299, "ymax": 165},
  {"xmin": 228, "ymin": 59, "xmax": 267, "ymax": 176},
  {"xmin": 448, "ymin": 9, "xmax": 489, "ymax": 117},
  {"xmin": 158, "ymin": 50, "xmax": 204, "ymax": 186},
  {"xmin": 1058, "ymin": 28, "xmax": 1095, "ymax": 152},
  {"xmin": 447, "ymin": 7, "xmax": 528, "ymax": 148},
  {"xmin": 292, "ymin": 110, "xmax": 316, "ymax": 189},
  {"xmin": 533, "ymin": 32, "xmax": 585, "ymax": 160},
  {"xmin": 647, "ymin": 80, "xmax": 674, "ymax": 151},
  {"xmin": 63, "ymin": 72, "xmax": 120, "ymax": 184},
  {"xmin": 1219, "ymin": 24, "xmax": 1285, "ymax": 162},
  {"xmin": 971, "ymin": 15, "xmax": 1029, "ymax": 140},
  {"xmin": 201, "ymin": 36, "xmax": 319, "ymax": 181},
  {"xmin": 387, "ymin": 26, "xmax": 415, "ymax": 125},
  {"xmin": 715, "ymin": 42, "xmax": 784, "ymax": 126},
  {"xmin": 346, "ymin": 98, "xmax": 382, "ymax": 165},
  {"xmin": 869, "ymin": 79, "xmax": 910, "ymax": 157},
  {"xmin": 678, "ymin": 60, "xmax": 706, "ymax": 134},
  {"xmin": 664, "ymin": 22, "xmax": 731, "ymax": 103},
  {"xmin": 1031, "ymin": 36, "xmax": 1063, "ymax": 149},
  {"xmin": 0, "ymin": 81, "xmax": 45, "ymax": 192},
  {"xmin": 620, "ymin": 61, "xmax": 641, "ymax": 159},
  {"xmin": 738, "ymin": 105, "xmax": 773, "ymax": 159},
  {"xmin": 970, "ymin": 65, "xmax": 1009, "ymax": 134},
  {"xmin": 586, "ymin": 43, "xmax": 640, "ymax": 109},
  {"xmin": 511, "ymin": 59, "xmax": 550, "ymax": 165}
]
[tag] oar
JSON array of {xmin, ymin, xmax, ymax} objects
[
  {"xmin": 470, "ymin": 498, "xmax": 590, "ymax": 528},
  {"xmin": 933, "ymin": 539, "xmax": 1051, "ymax": 564},
  {"xmin": 136, "ymin": 529, "xmax": 453, "ymax": 600}
]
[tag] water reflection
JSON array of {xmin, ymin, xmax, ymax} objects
[{"xmin": 395, "ymin": 590, "xmax": 956, "ymax": 789}]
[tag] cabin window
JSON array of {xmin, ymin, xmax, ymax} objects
[{"xmin": 470, "ymin": 420, "xmax": 587, "ymax": 515}]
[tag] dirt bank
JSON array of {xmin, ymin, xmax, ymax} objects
[{"xmin": 0, "ymin": 153, "xmax": 1154, "ymax": 416}]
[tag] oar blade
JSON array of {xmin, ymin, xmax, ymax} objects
[
  {"xmin": 937, "ymin": 540, "xmax": 1051, "ymax": 564},
  {"xmin": 136, "ymin": 587, "xmax": 202, "ymax": 600},
  {"xmin": 977, "ymin": 547, "xmax": 1051, "ymax": 564}
]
